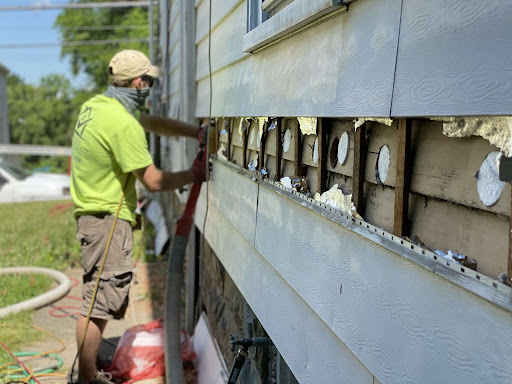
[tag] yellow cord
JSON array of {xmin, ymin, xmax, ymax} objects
[{"xmin": 77, "ymin": 190, "xmax": 126, "ymax": 357}]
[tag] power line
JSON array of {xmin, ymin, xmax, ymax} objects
[
  {"xmin": 0, "ymin": 37, "xmax": 157, "ymax": 50},
  {"xmin": 0, "ymin": 25, "xmax": 149, "ymax": 31},
  {"xmin": 0, "ymin": 1, "xmax": 156, "ymax": 11}
]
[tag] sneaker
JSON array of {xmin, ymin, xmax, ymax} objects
[{"xmin": 89, "ymin": 370, "xmax": 115, "ymax": 384}]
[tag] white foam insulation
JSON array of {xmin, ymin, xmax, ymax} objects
[
  {"xmin": 298, "ymin": 117, "xmax": 317, "ymax": 135},
  {"xmin": 354, "ymin": 117, "xmax": 393, "ymax": 130},
  {"xmin": 217, "ymin": 144, "xmax": 228, "ymax": 161},
  {"xmin": 314, "ymin": 184, "xmax": 361, "ymax": 218},
  {"xmin": 441, "ymin": 116, "xmax": 512, "ymax": 156}
]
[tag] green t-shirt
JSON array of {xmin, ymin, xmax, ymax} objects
[{"xmin": 71, "ymin": 95, "xmax": 153, "ymax": 225}]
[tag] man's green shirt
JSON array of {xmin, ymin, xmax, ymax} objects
[{"xmin": 71, "ymin": 95, "xmax": 153, "ymax": 225}]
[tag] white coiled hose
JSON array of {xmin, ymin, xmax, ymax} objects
[{"xmin": 0, "ymin": 267, "xmax": 71, "ymax": 319}]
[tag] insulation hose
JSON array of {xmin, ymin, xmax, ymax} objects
[{"xmin": 0, "ymin": 267, "xmax": 71, "ymax": 319}]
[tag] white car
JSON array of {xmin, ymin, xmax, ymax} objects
[{"xmin": 0, "ymin": 158, "xmax": 71, "ymax": 203}]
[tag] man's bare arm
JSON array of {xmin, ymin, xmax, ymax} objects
[
  {"xmin": 133, "ymin": 164, "xmax": 195, "ymax": 192},
  {"xmin": 139, "ymin": 113, "xmax": 198, "ymax": 138}
]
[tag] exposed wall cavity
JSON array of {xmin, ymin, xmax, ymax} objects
[
  {"xmin": 217, "ymin": 143, "xmax": 228, "ymax": 161},
  {"xmin": 257, "ymin": 117, "xmax": 268, "ymax": 147},
  {"xmin": 441, "ymin": 116, "xmax": 512, "ymax": 156},
  {"xmin": 298, "ymin": 117, "xmax": 317, "ymax": 135},
  {"xmin": 239, "ymin": 118, "xmax": 250, "ymax": 142},
  {"xmin": 354, "ymin": 118, "xmax": 393, "ymax": 130},
  {"xmin": 313, "ymin": 137, "xmax": 319, "ymax": 164}
]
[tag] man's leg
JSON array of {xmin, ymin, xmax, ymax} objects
[{"xmin": 76, "ymin": 315, "xmax": 108, "ymax": 384}]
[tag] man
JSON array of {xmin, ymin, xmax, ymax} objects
[{"xmin": 70, "ymin": 49, "xmax": 205, "ymax": 384}]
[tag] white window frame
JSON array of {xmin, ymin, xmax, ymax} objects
[{"xmin": 243, "ymin": 0, "xmax": 352, "ymax": 53}]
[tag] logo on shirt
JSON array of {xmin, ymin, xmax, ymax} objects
[{"xmin": 75, "ymin": 106, "xmax": 93, "ymax": 139}]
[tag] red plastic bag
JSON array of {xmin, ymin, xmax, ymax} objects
[{"xmin": 107, "ymin": 319, "xmax": 196, "ymax": 383}]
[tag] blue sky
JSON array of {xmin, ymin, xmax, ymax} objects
[{"xmin": 0, "ymin": 0, "xmax": 89, "ymax": 87}]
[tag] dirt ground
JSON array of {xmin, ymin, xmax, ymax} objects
[{"xmin": 21, "ymin": 262, "xmax": 197, "ymax": 383}]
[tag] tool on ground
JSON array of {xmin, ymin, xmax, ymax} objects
[
  {"xmin": 227, "ymin": 334, "xmax": 272, "ymax": 384},
  {"xmin": 164, "ymin": 123, "xmax": 209, "ymax": 384}
]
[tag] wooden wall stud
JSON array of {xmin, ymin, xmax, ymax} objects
[
  {"xmin": 353, "ymin": 123, "xmax": 368, "ymax": 215},
  {"xmin": 393, "ymin": 119, "xmax": 413, "ymax": 237},
  {"xmin": 317, "ymin": 118, "xmax": 328, "ymax": 194}
]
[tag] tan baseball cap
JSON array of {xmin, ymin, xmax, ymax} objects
[{"xmin": 108, "ymin": 49, "xmax": 159, "ymax": 81}]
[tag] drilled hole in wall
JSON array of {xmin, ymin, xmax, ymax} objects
[
  {"xmin": 338, "ymin": 131, "xmax": 349, "ymax": 165},
  {"xmin": 283, "ymin": 128, "xmax": 291, "ymax": 153},
  {"xmin": 376, "ymin": 144, "xmax": 390, "ymax": 184},
  {"xmin": 476, "ymin": 275, "xmax": 481, "ymax": 280},
  {"xmin": 461, "ymin": 268, "xmax": 465, "ymax": 273}
]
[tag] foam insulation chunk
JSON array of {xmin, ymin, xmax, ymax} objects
[
  {"xmin": 314, "ymin": 184, "xmax": 361, "ymax": 218},
  {"xmin": 217, "ymin": 144, "xmax": 228, "ymax": 161},
  {"xmin": 298, "ymin": 117, "xmax": 317, "ymax": 135},
  {"xmin": 442, "ymin": 116, "xmax": 512, "ymax": 156},
  {"xmin": 354, "ymin": 117, "xmax": 393, "ymax": 130},
  {"xmin": 239, "ymin": 118, "xmax": 250, "ymax": 135}
]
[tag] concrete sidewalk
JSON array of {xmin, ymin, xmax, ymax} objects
[{"xmin": 28, "ymin": 262, "xmax": 168, "ymax": 383}]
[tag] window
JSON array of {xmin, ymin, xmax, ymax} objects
[
  {"xmin": 244, "ymin": 0, "xmax": 349, "ymax": 53},
  {"xmin": 247, "ymin": 0, "xmax": 268, "ymax": 32},
  {"xmin": 261, "ymin": 0, "xmax": 295, "ymax": 17}
]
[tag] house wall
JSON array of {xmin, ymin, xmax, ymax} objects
[
  {"xmin": 195, "ymin": 159, "xmax": 512, "ymax": 384},
  {"xmin": 0, "ymin": 64, "xmax": 9, "ymax": 144},
  {"xmin": 159, "ymin": 0, "xmax": 512, "ymax": 382}
]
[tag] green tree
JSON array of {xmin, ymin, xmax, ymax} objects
[
  {"xmin": 7, "ymin": 73, "xmax": 95, "ymax": 172},
  {"xmin": 55, "ymin": 0, "xmax": 151, "ymax": 89}
]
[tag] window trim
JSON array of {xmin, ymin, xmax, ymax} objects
[
  {"xmin": 243, "ymin": 0, "xmax": 349, "ymax": 53},
  {"xmin": 261, "ymin": 0, "xmax": 294, "ymax": 16}
]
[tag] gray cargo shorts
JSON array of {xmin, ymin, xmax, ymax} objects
[{"xmin": 77, "ymin": 215, "xmax": 133, "ymax": 320}]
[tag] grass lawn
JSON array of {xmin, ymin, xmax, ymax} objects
[
  {"xmin": 0, "ymin": 200, "xmax": 80, "ymax": 369},
  {"xmin": 0, "ymin": 199, "xmax": 150, "ymax": 373}
]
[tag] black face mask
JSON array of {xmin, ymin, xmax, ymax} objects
[{"xmin": 135, "ymin": 87, "xmax": 151, "ymax": 112}]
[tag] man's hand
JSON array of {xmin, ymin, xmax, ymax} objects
[{"xmin": 191, "ymin": 156, "xmax": 206, "ymax": 183}]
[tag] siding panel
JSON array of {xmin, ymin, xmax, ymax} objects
[
  {"xmin": 196, "ymin": 0, "xmax": 401, "ymax": 118},
  {"xmin": 195, "ymin": 0, "xmax": 243, "ymax": 44},
  {"xmin": 196, "ymin": 2, "xmax": 247, "ymax": 81},
  {"xmin": 391, "ymin": 0, "xmax": 512, "ymax": 116}
]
